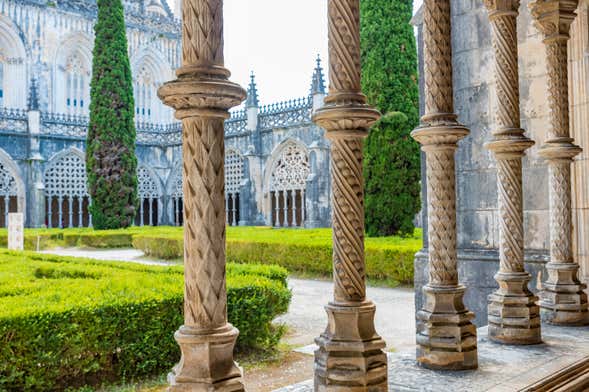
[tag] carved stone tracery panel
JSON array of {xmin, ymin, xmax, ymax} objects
[
  {"xmin": 225, "ymin": 150, "xmax": 243, "ymax": 194},
  {"xmin": 270, "ymin": 143, "xmax": 310, "ymax": 192},
  {"xmin": 44, "ymin": 151, "xmax": 89, "ymax": 198}
]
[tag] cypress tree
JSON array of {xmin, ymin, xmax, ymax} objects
[
  {"xmin": 86, "ymin": 0, "xmax": 138, "ymax": 229},
  {"xmin": 361, "ymin": 0, "xmax": 421, "ymax": 236}
]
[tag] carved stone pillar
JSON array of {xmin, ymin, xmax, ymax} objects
[
  {"xmin": 312, "ymin": 0, "xmax": 387, "ymax": 389},
  {"xmin": 530, "ymin": 0, "xmax": 589, "ymax": 326},
  {"xmin": 411, "ymin": 0, "xmax": 478, "ymax": 370},
  {"xmin": 484, "ymin": 0, "xmax": 541, "ymax": 345},
  {"xmin": 157, "ymin": 0, "xmax": 247, "ymax": 390}
]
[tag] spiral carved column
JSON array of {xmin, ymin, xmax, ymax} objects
[
  {"xmin": 483, "ymin": 0, "xmax": 541, "ymax": 345},
  {"xmin": 158, "ymin": 0, "xmax": 247, "ymax": 390},
  {"xmin": 530, "ymin": 0, "xmax": 588, "ymax": 326},
  {"xmin": 411, "ymin": 0, "xmax": 478, "ymax": 370},
  {"xmin": 312, "ymin": 0, "xmax": 387, "ymax": 389}
]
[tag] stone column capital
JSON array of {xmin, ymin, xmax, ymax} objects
[
  {"xmin": 484, "ymin": 0, "xmax": 520, "ymax": 17},
  {"xmin": 529, "ymin": 0, "xmax": 579, "ymax": 40},
  {"xmin": 158, "ymin": 74, "xmax": 245, "ymax": 120},
  {"xmin": 411, "ymin": 123, "xmax": 469, "ymax": 149}
]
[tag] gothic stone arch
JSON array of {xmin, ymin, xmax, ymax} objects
[
  {"xmin": 137, "ymin": 165, "xmax": 163, "ymax": 226},
  {"xmin": 167, "ymin": 160, "xmax": 184, "ymax": 226},
  {"xmin": 131, "ymin": 48, "xmax": 175, "ymax": 123},
  {"xmin": 0, "ymin": 15, "xmax": 28, "ymax": 109},
  {"xmin": 52, "ymin": 32, "xmax": 93, "ymax": 114},
  {"xmin": 43, "ymin": 148, "xmax": 90, "ymax": 228},
  {"xmin": 264, "ymin": 139, "xmax": 310, "ymax": 227},
  {"xmin": 225, "ymin": 149, "xmax": 244, "ymax": 226},
  {"xmin": 0, "ymin": 148, "xmax": 25, "ymax": 227}
]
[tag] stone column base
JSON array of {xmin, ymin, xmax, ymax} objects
[
  {"xmin": 168, "ymin": 324, "xmax": 245, "ymax": 392},
  {"xmin": 488, "ymin": 272, "xmax": 542, "ymax": 345},
  {"xmin": 540, "ymin": 263, "xmax": 589, "ymax": 326},
  {"xmin": 416, "ymin": 285, "xmax": 478, "ymax": 370},
  {"xmin": 314, "ymin": 302, "xmax": 387, "ymax": 391}
]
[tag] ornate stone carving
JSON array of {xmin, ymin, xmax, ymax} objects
[
  {"xmin": 311, "ymin": 0, "xmax": 387, "ymax": 389},
  {"xmin": 530, "ymin": 0, "xmax": 589, "ymax": 326},
  {"xmin": 269, "ymin": 143, "xmax": 310, "ymax": 192},
  {"xmin": 157, "ymin": 0, "xmax": 247, "ymax": 389},
  {"xmin": 411, "ymin": 0, "xmax": 478, "ymax": 370},
  {"xmin": 484, "ymin": 0, "xmax": 541, "ymax": 345}
]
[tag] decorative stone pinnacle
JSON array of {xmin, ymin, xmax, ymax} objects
[
  {"xmin": 310, "ymin": 54, "xmax": 326, "ymax": 96},
  {"xmin": 245, "ymin": 71, "xmax": 259, "ymax": 108},
  {"xmin": 28, "ymin": 78, "xmax": 40, "ymax": 111}
]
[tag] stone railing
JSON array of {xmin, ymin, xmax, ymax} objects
[
  {"xmin": 0, "ymin": 100, "xmax": 317, "ymax": 145},
  {"xmin": 225, "ymin": 109, "xmax": 247, "ymax": 136},
  {"xmin": 259, "ymin": 96, "xmax": 313, "ymax": 130},
  {"xmin": 0, "ymin": 107, "xmax": 28, "ymax": 134}
]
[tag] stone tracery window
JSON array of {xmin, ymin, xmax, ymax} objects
[
  {"xmin": 44, "ymin": 151, "xmax": 91, "ymax": 228},
  {"xmin": 64, "ymin": 53, "xmax": 89, "ymax": 115},
  {"xmin": 170, "ymin": 164, "xmax": 184, "ymax": 226},
  {"xmin": 134, "ymin": 65, "xmax": 157, "ymax": 122},
  {"xmin": 0, "ymin": 159, "xmax": 19, "ymax": 227},
  {"xmin": 225, "ymin": 150, "xmax": 243, "ymax": 226},
  {"xmin": 269, "ymin": 142, "xmax": 310, "ymax": 228},
  {"xmin": 136, "ymin": 166, "xmax": 162, "ymax": 226}
]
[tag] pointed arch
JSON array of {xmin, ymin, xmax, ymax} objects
[
  {"xmin": 44, "ymin": 148, "xmax": 90, "ymax": 228},
  {"xmin": 52, "ymin": 33, "xmax": 93, "ymax": 115},
  {"xmin": 0, "ymin": 15, "xmax": 28, "ymax": 109},
  {"xmin": 131, "ymin": 47, "xmax": 175, "ymax": 123},
  {"xmin": 264, "ymin": 138, "xmax": 310, "ymax": 227},
  {"xmin": 136, "ymin": 164, "xmax": 163, "ymax": 226},
  {"xmin": 225, "ymin": 149, "xmax": 244, "ymax": 226},
  {"xmin": 167, "ymin": 160, "xmax": 184, "ymax": 226},
  {"xmin": 0, "ymin": 147, "xmax": 25, "ymax": 227}
]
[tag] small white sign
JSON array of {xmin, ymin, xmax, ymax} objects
[{"xmin": 8, "ymin": 213, "xmax": 24, "ymax": 251}]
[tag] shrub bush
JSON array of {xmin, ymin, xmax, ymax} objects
[{"xmin": 0, "ymin": 250, "xmax": 290, "ymax": 391}]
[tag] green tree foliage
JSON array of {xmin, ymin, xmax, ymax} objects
[
  {"xmin": 364, "ymin": 112, "xmax": 421, "ymax": 236},
  {"xmin": 86, "ymin": 0, "xmax": 138, "ymax": 229},
  {"xmin": 361, "ymin": 0, "xmax": 421, "ymax": 236}
]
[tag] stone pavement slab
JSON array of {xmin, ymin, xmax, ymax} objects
[{"xmin": 274, "ymin": 324, "xmax": 589, "ymax": 391}]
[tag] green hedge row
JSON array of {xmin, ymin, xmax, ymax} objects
[
  {"xmin": 132, "ymin": 231, "xmax": 418, "ymax": 285},
  {"xmin": 0, "ymin": 250, "xmax": 290, "ymax": 391},
  {"xmin": 0, "ymin": 226, "xmax": 421, "ymax": 285}
]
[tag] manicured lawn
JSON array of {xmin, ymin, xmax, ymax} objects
[{"xmin": 0, "ymin": 226, "xmax": 423, "ymax": 286}]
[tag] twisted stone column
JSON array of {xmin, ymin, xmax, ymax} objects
[
  {"xmin": 530, "ymin": 0, "xmax": 588, "ymax": 326},
  {"xmin": 158, "ymin": 0, "xmax": 247, "ymax": 390},
  {"xmin": 484, "ymin": 0, "xmax": 541, "ymax": 345},
  {"xmin": 411, "ymin": 0, "xmax": 478, "ymax": 370},
  {"xmin": 312, "ymin": 0, "xmax": 387, "ymax": 389}
]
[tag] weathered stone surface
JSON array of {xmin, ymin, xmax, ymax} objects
[
  {"xmin": 310, "ymin": 0, "xmax": 388, "ymax": 389},
  {"xmin": 275, "ymin": 324, "xmax": 589, "ymax": 391}
]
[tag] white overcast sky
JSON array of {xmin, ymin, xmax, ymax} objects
[{"xmin": 167, "ymin": 0, "xmax": 424, "ymax": 105}]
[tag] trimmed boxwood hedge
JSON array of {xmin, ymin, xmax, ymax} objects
[
  {"xmin": 0, "ymin": 226, "xmax": 421, "ymax": 285},
  {"xmin": 0, "ymin": 250, "xmax": 290, "ymax": 391}
]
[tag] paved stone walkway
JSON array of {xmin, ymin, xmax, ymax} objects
[{"xmin": 274, "ymin": 324, "xmax": 589, "ymax": 391}]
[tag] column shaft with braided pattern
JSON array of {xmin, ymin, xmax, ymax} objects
[
  {"xmin": 312, "ymin": 0, "xmax": 387, "ymax": 389},
  {"xmin": 158, "ymin": 0, "xmax": 247, "ymax": 389},
  {"xmin": 484, "ymin": 1, "xmax": 540, "ymax": 345},
  {"xmin": 411, "ymin": 0, "xmax": 478, "ymax": 371},
  {"xmin": 530, "ymin": 0, "xmax": 588, "ymax": 326}
]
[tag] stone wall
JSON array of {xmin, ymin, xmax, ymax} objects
[{"xmin": 412, "ymin": 0, "xmax": 582, "ymax": 326}]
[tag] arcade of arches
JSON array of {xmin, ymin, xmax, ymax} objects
[{"xmin": 156, "ymin": 0, "xmax": 589, "ymax": 390}]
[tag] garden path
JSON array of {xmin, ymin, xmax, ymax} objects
[{"xmin": 40, "ymin": 247, "xmax": 416, "ymax": 391}]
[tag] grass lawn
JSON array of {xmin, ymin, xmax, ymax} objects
[{"xmin": 0, "ymin": 226, "xmax": 423, "ymax": 286}]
